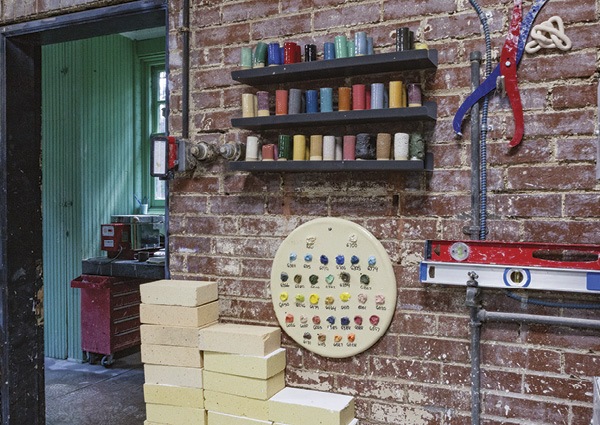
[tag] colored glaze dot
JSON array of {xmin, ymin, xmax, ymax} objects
[
  {"xmin": 310, "ymin": 293, "xmax": 320, "ymax": 304},
  {"xmin": 280, "ymin": 272, "xmax": 288, "ymax": 282},
  {"xmin": 348, "ymin": 333, "xmax": 356, "ymax": 342},
  {"xmin": 325, "ymin": 274, "xmax": 335, "ymax": 284},
  {"xmin": 327, "ymin": 316, "xmax": 335, "ymax": 325},
  {"xmin": 360, "ymin": 274, "xmax": 370, "ymax": 285},
  {"xmin": 350, "ymin": 255, "xmax": 359, "ymax": 265},
  {"xmin": 358, "ymin": 293, "xmax": 367, "ymax": 304},
  {"xmin": 375, "ymin": 294, "xmax": 385, "ymax": 305},
  {"xmin": 300, "ymin": 314, "xmax": 308, "ymax": 324},
  {"xmin": 340, "ymin": 292, "xmax": 351, "ymax": 302},
  {"xmin": 305, "ymin": 254, "xmax": 313, "ymax": 262},
  {"xmin": 320, "ymin": 255, "xmax": 329, "ymax": 265},
  {"xmin": 369, "ymin": 315, "xmax": 380, "ymax": 326},
  {"xmin": 334, "ymin": 335, "xmax": 343, "ymax": 342},
  {"xmin": 335, "ymin": 255, "xmax": 345, "ymax": 265},
  {"xmin": 295, "ymin": 294, "xmax": 305, "ymax": 303},
  {"xmin": 309, "ymin": 274, "xmax": 319, "ymax": 285},
  {"xmin": 285, "ymin": 314, "xmax": 294, "ymax": 323},
  {"xmin": 340, "ymin": 272, "xmax": 351, "ymax": 283},
  {"xmin": 312, "ymin": 315, "xmax": 321, "ymax": 325},
  {"xmin": 318, "ymin": 333, "xmax": 326, "ymax": 342},
  {"xmin": 341, "ymin": 316, "xmax": 350, "ymax": 326},
  {"xmin": 303, "ymin": 332, "xmax": 312, "ymax": 340},
  {"xmin": 294, "ymin": 274, "xmax": 302, "ymax": 284},
  {"xmin": 368, "ymin": 256, "xmax": 377, "ymax": 266},
  {"xmin": 354, "ymin": 315, "xmax": 363, "ymax": 325},
  {"xmin": 290, "ymin": 252, "xmax": 297, "ymax": 262},
  {"xmin": 280, "ymin": 292, "xmax": 288, "ymax": 302},
  {"xmin": 325, "ymin": 296, "xmax": 334, "ymax": 305}
]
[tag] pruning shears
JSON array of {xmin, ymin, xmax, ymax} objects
[{"xmin": 453, "ymin": 0, "xmax": 550, "ymax": 147}]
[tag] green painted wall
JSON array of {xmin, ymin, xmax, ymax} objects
[{"xmin": 42, "ymin": 34, "xmax": 163, "ymax": 360}]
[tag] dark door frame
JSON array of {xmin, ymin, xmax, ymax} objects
[{"xmin": 0, "ymin": 1, "xmax": 167, "ymax": 423}]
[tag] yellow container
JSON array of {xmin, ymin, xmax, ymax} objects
[
  {"xmin": 389, "ymin": 81, "xmax": 403, "ymax": 108},
  {"xmin": 293, "ymin": 135, "xmax": 306, "ymax": 160}
]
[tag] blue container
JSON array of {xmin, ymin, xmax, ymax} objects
[
  {"xmin": 324, "ymin": 42, "xmax": 336, "ymax": 60},
  {"xmin": 354, "ymin": 32, "xmax": 367, "ymax": 55},
  {"xmin": 268, "ymin": 43, "xmax": 281, "ymax": 66},
  {"xmin": 306, "ymin": 90, "xmax": 319, "ymax": 113},
  {"xmin": 279, "ymin": 46, "xmax": 285, "ymax": 65},
  {"xmin": 367, "ymin": 37, "xmax": 374, "ymax": 55},
  {"xmin": 320, "ymin": 88, "xmax": 333, "ymax": 113},
  {"xmin": 370, "ymin": 83, "xmax": 384, "ymax": 109}
]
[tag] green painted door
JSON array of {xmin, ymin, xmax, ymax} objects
[{"xmin": 42, "ymin": 34, "xmax": 163, "ymax": 360}]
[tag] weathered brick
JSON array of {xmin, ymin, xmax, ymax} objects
[
  {"xmin": 239, "ymin": 216, "xmax": 303, "ymax": 236},
  {"xmin": 399, "ymin": 335, "xmax": 470, "ymax": 363},
  {"xmin": 217, "ymin": 277, "xmax": 267, "ymax": 298},
  {"xmin": 190, "ymin": 6, "xmax": 220, "ymax": 28},
  {"xmin": 564, "ymin": 352, "xmax": 600, "ymax": 376},
  {"xmin": 536, "ymin": 0, "xmax": 597, "ymax": 24},
  {"xmin": 556, "ymin": 138, "xmax": 597, "ymax": 161},
  {"xmin": 304, "ymin": 352, "xmax": 368, "ymax": 375},
  {"xmin": 522, "ymin": 220, "xmax": 600, "ymax": 244},
  {"xmin": 192, "ymin": 110, "xmax": 233, "ymax": 131},
  {"xmin": 507, "ymin": 165, "xmax": 596, "ymax": 190},
  {"xmin": 402, "ymin": 194, "xmax": 471, "ymax": 217},
  {"xmin": 524, "ymin": 324, "xmax": 600, "ymax": 351},
  {"xmin": 210, "ymin": 195, "xmax": 265, "ymax": 215},
  {"xmin": 427, "ymin": 169, "xmax": 471, "ymax": 192},
  {"xmin": 170, "ymin": 195, "xmax": 208, "ymax": 214},
  {"xmin": 424, "ymin": 10, "xmax": 504, "ymax": 41},
  {"xmin": 399, "ymin": 218, "xmax": 438, "ymax": 240},
  {"xmin": 187, "ymin": 255, "xmax": 240, "ymax": 275},
  {"xmin": 240, "ymin": 258, "xmax": 273, "ymax": 279},
  {"xmin": 185, "ymin": 216, "xmax": 238, "ymax": 235},
  {"xmin": 384, "ymin": 0, "xmax": 456, "ymax": 19},
  {"xmin": 484, "ymin": 394, "xmax": 570, "ymax": 423},
  {"xmin": 406, "ymin": 383, "xmax": 470, "ymax": 410},
  {"xmin": 223, "ymin": 173, "xmax": 280, "ymax": 193},
  {"xmin": 284, "ymin": 367, "xmax": 334, "ymax": 392},
  {"xmin": 490, "ymin": 194, "xmax": 562, "ymax": 217},
  {"xmin": 427, "ymin": 66, "xmax": 470, "ymax": 91},
  {"xmin": 481, "ymin": 343, "xmax": 561, "ymax": 373},
  {"xmin": 314, "ymin": 3, "xmax": 380, "ymax": 30},
  {"xmin": 337, "ymin": 374, "xmax": 405, "ymax": 401},
  {"xmin": 524, "ymin": 374, "xmax": 593, "ymax": 402},
  {"xmin": 487, "ymin": 138, "xmax": 553, "ymax": 165},
  {"xmin": 389, "ymin": 312, "xmax": 437, "ymax": 335},
  {"xmin": 281, "ymin": 0, "xmax": 313, "ymax": 14},
  {"xmin": 222, "ymin": 0, "xmax": 279, "ymax": 23},
  {"xmin": 370, "ymin": 401, "xmax": 440, "ymax": 424},
  {"xmin": 564, "ymin": 193, "xmax": 600, "ymax": 217},
  {"xmin": 267, "ymin": 195, "xmax": 329, "ymax": 216},
  {"xmin": 252, "ymin": 13, "xmax": 312, "ymax": 39},
  {"xmin": 213, "ymin": 236, "xmax": 280, "ymax": 257},
  {"xmin": 553, "ymin": 83, "xmax": 598, "ymax": 109},
  {"xmin": 172, "ymin": 176, "xmax": 219, "ymax": 193},
  {"xmin": 330, "ymin": 195, "xmax": 396, "ymax": 217},
  {"xmin": 219, "ymin": 297, "xmax": 277, "ymax": 322},
  {"xmin": 169, "ymin": 235, "xmax": 211, "ymax": 254},
  {"xmin": 519, "ymin": 52, "xmax": 597, "ymax": 82},
  {"xmin": 369, "ymin": 357, "xmax": 441, "ymax": 383},
  {"xmin": 192, "ymin": 68, "xmax": 236, "ymax": 89},
  {"xmin": 194, "ymin": 23, "xmax": 250, "ymax": 47}
]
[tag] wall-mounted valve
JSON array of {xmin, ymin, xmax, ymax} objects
[{"xmin": 219, "ymin": 141, "xmax": 245, "ymax": 161}]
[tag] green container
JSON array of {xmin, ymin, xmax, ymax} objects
[
  {"xmin": 278, "ymin": 135, "xmax": 292, "ymax": 160},
  {"xmin": 334, "ymin": 36, "xmax": 347, "ymax": 58},
  {"xmin": 347, "ymin": 41, "xmax": 355, "ymax": 57}
]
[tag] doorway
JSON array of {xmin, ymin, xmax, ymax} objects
[{"xmin": 0, "ymin": 1, "xmax": 168, "ymax": 423}]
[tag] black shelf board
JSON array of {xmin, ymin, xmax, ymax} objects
[
  {"xmin": 231, "ymin": 49, "xmax": 438, "ymax": 85},
  {"xmin": 231, "ymin": 102, "xmax": 437, "ymax": 130},
  {"xmin": 228, "ymin": 153, "xmax": 434, "ymax": 172}
]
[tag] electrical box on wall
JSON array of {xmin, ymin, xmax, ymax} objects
[{"xmin": 270, "ymin": 218, "xmax": 397, "ymax": 358}]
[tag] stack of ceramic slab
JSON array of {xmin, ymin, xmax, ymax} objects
[
  {"xmin": 140, "ymin": 280, "xmax": 219, "ymax": 425},
  {"xmin": 200, "ymin": 323, "xmax": 285, "ymax": 425},
  {"xmin": 139, "ymin": 279, "xmax": 359, "ymax": 425}
]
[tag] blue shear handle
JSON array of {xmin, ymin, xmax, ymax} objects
[{"xmin": 452, "ymin": 0, "xmax": 550, "ymax": 136}]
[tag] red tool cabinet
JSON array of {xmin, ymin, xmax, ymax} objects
[{"xmin": 71, "ymin": 274, "xmax": 147, "ymax": 367}]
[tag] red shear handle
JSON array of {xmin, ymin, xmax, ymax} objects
[{"xmin": 501, "ymin": 0, "xmax": 524, "ymax": 147}]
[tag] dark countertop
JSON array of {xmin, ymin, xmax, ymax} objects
[{"xmin": 82, "ymin": 257, "xmax": 166, "ymax": 280}]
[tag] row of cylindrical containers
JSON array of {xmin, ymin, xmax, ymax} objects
[
  {"xmin": 242, "ymin": 27, "xmax": 426, "ymax": 68},
  {"xmin": 244, "ymin": 133, "xmax": 425, "ymax": 162},
  {"xmin": 242, "ymin": 82, "xmax": 422, "ymax": 118}
]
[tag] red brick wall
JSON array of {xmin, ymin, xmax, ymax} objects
[
  {"xmin": 169, "ymin": 0, "xmax": 600, "ymax": 423},
  {"xmin": 6, "ymin": 0, "xmax": 600, "ymax": 423}
]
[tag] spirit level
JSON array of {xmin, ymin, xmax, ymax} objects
[{"xmin": 420, "ymin": 240, "xmax": 600, "ymax": 294}]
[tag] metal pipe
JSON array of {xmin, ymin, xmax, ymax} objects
[
  {"xmin": 466, "ymin": 273, "xmax": 482, "ymax": 425},
  {"xmin": 478, "ymin": 310, "xmax": 600, "ymax": 329},
  {"xmin": 468, "ymin": 51, "xmax": 482, "ymax": 241},
  {"xmin": 182, "ymin": 0, "xmax": 190, "ymax": 139}
]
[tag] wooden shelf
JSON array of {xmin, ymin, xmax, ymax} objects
[
  {"xmin": 231, "ymin": 49, "xmax": 438, "ymax": 85},
  {"xmin": 231, "ymin": 102, "xmax": 437, "ymax": 130},
  {"xmin": 228, "ymin": 153, "xmax": 434, "ymax": 172}
]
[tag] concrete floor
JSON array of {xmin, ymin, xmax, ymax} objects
[{"xmin": 45, "ymin": 351, "xmax": 146, "ymax": 425}]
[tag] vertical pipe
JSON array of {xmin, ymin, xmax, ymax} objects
[
  {"xmin": 466, "ymin": 273, "xmax": 481, "ymax": 425},
  {"xmin": 182, "ymin": 0, "xmax": 189, "ymax": 140},
  {"xmin": 469, "ymin": 52, "xmax": 481, "ymax": 241}
]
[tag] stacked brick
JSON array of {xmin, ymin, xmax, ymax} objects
[
  {"xmin": 140, "ymin": 280, "xmax": 219, "ymax": 425},
  {"xmin": 140, "ymin": 279, "xmax": 358, "ymax": 425}
]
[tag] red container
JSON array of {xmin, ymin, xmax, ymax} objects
[
  {"xmin": 71, "ymin": 275, "xmax": 148, "ymax": 363},
  {"xmin": 352, "ymin": 84, "xmax": 366, "ymax": 110},
  {"xmin": 284, "ymin": 42, "xmax": 297, "ymax": 64}
]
